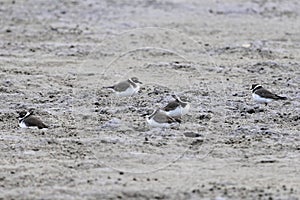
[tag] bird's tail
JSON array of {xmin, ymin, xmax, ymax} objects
[
  {"xmin": 173, "ymin": 116, "xmax": 182, "ymax": 123},
  {"xmin": 103, "ymin": 86, "xmax": 114, "ymax": 89},
  {"xmin": 38, "ymin": 124, "xmax": 48, "ymax": 129},
  {"xmin": 276, "ymin": 95, "xmax": 287, "ymax": 100}
]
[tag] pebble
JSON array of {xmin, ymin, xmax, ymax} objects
[{"xmin": 183, "ymin": 132, "xmax": 202, "ymax": 138}]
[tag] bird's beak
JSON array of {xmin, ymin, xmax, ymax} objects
[{"xmin": 137, "ymin": 80, "xmax": 142, "ymax": 84}]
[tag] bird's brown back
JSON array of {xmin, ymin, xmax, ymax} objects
[
  {"xmin": 163, "ymin": 101, "xmax": 180, "ymax": 111},
  {"xmin": 24, "ymin": 116, "xmax": 48, "ymax": 129},
  {"xmin": 255, "ymin": 88, "xmax": 284, "ymax": 100}
]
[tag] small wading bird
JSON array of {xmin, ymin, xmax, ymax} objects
[
  {"xmin": 162, "ymin": 94, "xmax": 190, "ymax": 117},
  {"xmin": 146, "ymin": 108, "xmax": 181, "ymax": 128},
  {"xmin": 251, "ymin": 84, "xmax": 287, "ymax": 106},
  {"xmin": 18, "ymin": 109, "xmax": 48, "ymax": 129},
  {"xmin": 103, "ymin": 77, "xmax": 142, "ymax": 97}
]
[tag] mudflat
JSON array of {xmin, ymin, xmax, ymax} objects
[{"xmin": 0, "ymin": 0, "xmax": 299, "ymax": 199}]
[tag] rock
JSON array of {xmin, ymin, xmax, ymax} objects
[{"xmin": 183, "ymin": 132, "xmax": 202, "ymax": 138}]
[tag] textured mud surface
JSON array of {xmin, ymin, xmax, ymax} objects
[{"xmin": 0, "ymin": 0, "xmax": 299, "ymax": 199}]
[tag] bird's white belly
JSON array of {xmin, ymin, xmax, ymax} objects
[
  {"xmin": 116, "ymin": 85, "xmax": 139, "ymax": 97},
  {"xmin": 19, "ymin": 122, "xmax": 38, "ymax": 129},
  {"xmin": 181, "ymin": 104, "xmax": 190, "ymax": 115},
  {"xmin": 19, "ymin": 121, "xmax": 48, "ymax": 130},
  {"xmin": 165, "ymin": 107, "xmax": 182, "ymax": 117},
  {"xmin": 165, "ymin": 104, "xmax": 190, "ymax": 117},
  {"xmin": 252, "ymin": 93, "xmax": 273, "ymax": 103},
  {"xmin": 19, "ymin": 121, "xmax": 28, "ymax": 128},
  {"xmin": 146, "ymin": 118, "xmax": 173, "ymax": 128}
]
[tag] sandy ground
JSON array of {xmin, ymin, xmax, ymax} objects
[{"xmin": 0, "ymin": 0, "xmax": 300, "ymax": 199}]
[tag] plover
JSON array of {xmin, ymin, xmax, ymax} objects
[
  {"xmin": 251, "ymin": 84, "xmax": 287, "ymax": 106},
  {"xmin": 162, "ymin": 94, "xmax": 190, "ymax": 117},
  {"xmin": 104, "ymin": 77, "xmax": 142, "ymax": 97},
  {"xmin": 146, "ymin": 108, "xmax": 181, "ymax": 128},
  {"xmin": 18, "ymin": 109, "xmax": 48, "ymax": 129}
]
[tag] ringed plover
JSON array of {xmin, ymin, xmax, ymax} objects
[
  {"xmin": 18, "ymin": 109, "xmax": 48, "ymax": 129},
  {"xmin": 146, "ymin": 108, "xmax": 181, "ymax": 128},
  {"xmin": 162, "ymin": 94, "xmax": 190, "ymax": 117},
  {"xmin": 251, "ymin": 84, "xmax": 287, "ymax": 106},
  {"xmin": 104, "ymin": 77, "xmax": 142, "ymax": 97}
]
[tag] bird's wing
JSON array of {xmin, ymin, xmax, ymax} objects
[
  {"xmin": 163, "ymin": 101, "xmax": 180, "ymax": 111},
  {"xmin": 113, "ymin": 81, "xmax": 131, "ymax": 92},
  {"xmin": 24, "ymin": 116, "xmax": 48, "ymax": 129},
  {"xmin": 255, "ymin": 88, "xmax": 281, "ymax": 99},
  {"xmin": 153, "ymin": 113, "xmax": 177, "ymax": 124}
]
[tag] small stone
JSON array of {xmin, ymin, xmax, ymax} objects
[
  {"xmin": 246, "ymin": 108, "xmax": 255, "ymax": 114},
  {"xmin": 183, "ymin": 132, "xmax": 201, "ymax": 138}
]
